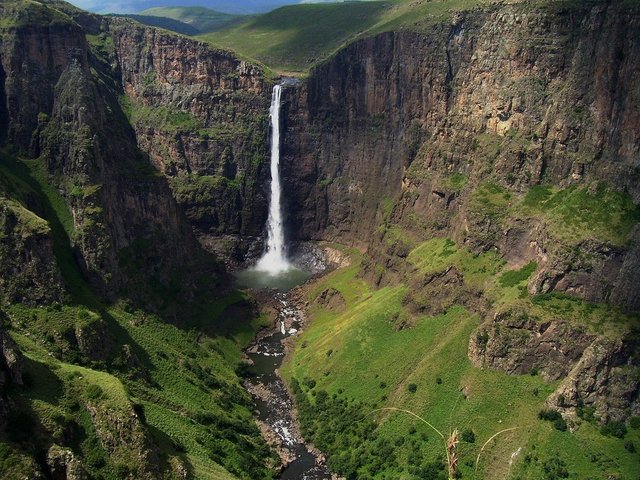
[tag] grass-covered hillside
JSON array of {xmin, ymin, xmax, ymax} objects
[
  {"xmin": 0, "ymin": 150, "xmax": 276, "ymax": 479},
  {"xmin": 281, "ymin": 241, "xmax": 640, "ymax": 479},
  {"xmin": 200, "ymin": 0, "xmax": 497, "ymax": 72},
  {"xmin": 138, "ymin": 6, "xmax": 245, "ymax": 33}
]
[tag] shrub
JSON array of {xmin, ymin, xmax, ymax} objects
[
  {"xmin": 461, "ymin": 429, "xmax": 476, "ymax": 443},
  {"xmin": 302, "ymin": 377, "xmax": 316, "ymax": 390},
  {"xmin": 132, "ymin": 403, "xmax": 146, "ymax": 423},
  {"xmin": 600, "ymin": 420, "xmax": 627, "ymax": 438},
  {"xmin": 85, "ymin": 384, "xmax": 104, "ymax": 400},
  {"xmin": 499, "ymin": 261, "xmax": 537, "ymax": 287},
  {"xmin": 576, "ymin": 405, "xmax": 596, "ymax": 422},
  {"xmin": 408, "ymin": 383, "xmax": 418, "ymax": 393},
  {"xmin": 624, "ymin": 440, "xmax": 635, "ymax": 453},
  {"xmin": 435, "ymin": 377, "xmax": 443, "ymax": 385},
  {"xmin": 629, "ymin": 416, "xmax": 640, "ymax": 429},
  {"xmin": 542, "ymin": 456, "xmax": 570, "ymax": 479},
  {"xmin": 476, "ymin": 330, "xmax": 489, "ymax": 347},
  {"xmin": 538, "ymin": 409, "xmax": 567, "ymax": 431}
]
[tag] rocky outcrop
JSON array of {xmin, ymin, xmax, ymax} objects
[
  {"xmin": 403, "ymin": 266, "xmax": 485, "ymax": 318},
  {"xmin": 469, "ymin": 307, "xmax": 640, "ymax": 422},
  {"xmin": 74, "ymin": 318, "xmax": 113, "ymax": 363},
  {"xmin": 0, "ymin": 311, "xmax": 24, "ymax": 387},
  {"xmin": 545, "ymin": 335, "xmax": 640, "ymax": 423},
  {"xmin": 85, "ymin": 400, "xmax": 161, "ymax": 479},
  {"xmin": 469, "ymin": 308, "xmax": 595, "ymax": 381},
  {"xmin": 46, "ymin": 445, "xmax": 88, "ymax": 480},
  {"xmin": 314, "ymin": 287, "xmax": 345, "ymax": 310},
  {"xmin": 0, "ymin": 199, "xmax": 64, "ymax": 305},
  {"xmin": 529, "ymin": 237, "xmax": 640, "ymax": 310}
]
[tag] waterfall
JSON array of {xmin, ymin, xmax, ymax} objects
[{"xmin": 255, "ymin": 84, "xmax": 291, "ymax": 274}]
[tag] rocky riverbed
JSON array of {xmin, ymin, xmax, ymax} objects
[{"xmin": 244, "ymin": 291, "xmax": 333, "ymax": 480}]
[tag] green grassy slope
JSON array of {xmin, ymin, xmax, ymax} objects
[
  {"xmin": 199, "ymin": 1, "xmax": 389, "ymax": 73},
  {"xmin": 282, "ymin": 244, "xmax": 640, "ymax": 479},
  {"xmin": 199, "ymin": 0, "xmax": 497, "ymax": 73},
  {"xmin": 110, "ymin": 13, "xmax": 201, "ymax": 35},
  {"xmin": 0, "ymin": 151, "xmax": 275, "ymax": 479},
  {"xmin": 140, "ymin": 6, "xmax": 245, "ymax": 33},
  {"xmin": 200, "ymin": 0, "xmax": 630, "ymax": 73}
]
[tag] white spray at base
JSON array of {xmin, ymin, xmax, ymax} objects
[{"xmin": 255, "ymin": 84, "xmax": 292, "ymax": 275}]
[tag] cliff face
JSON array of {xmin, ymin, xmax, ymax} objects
[
  {"xmin": 282, "ymin": 2, "xmax": 640, "ymax": 311},
  {"xmin": 468, "ymin": 307, "xmax": 639, "ymax": 422},
  {"xmin": 0, "ymin": 3, "xmax": 218, "ymax": 299},
  {"xmin": 282, "ymin": 28, "xmax": 456, "ymax": 244},
  {"xmin": 0, "ymin": 199, "xmax": 64, "ymax": 305},
  {"xmin": 108, "ymin": 21, "xmax": 272, "ymax": 262}
]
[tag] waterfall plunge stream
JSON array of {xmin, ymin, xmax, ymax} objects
[
  {"xmin": 236, "ymin": 84, "xmax": 311, "ymax": 291},
  {"xmin": 236, "ymin": 84, "xmax": 330, "ymax": 478},
  {"xmin": 256, "ymin": 84, "xmax": 290, "ymax": 274}
]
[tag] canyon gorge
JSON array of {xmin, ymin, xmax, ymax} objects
[{"xmin": 0, "ymin": 0, "xmax": 639, "ymax": 479}]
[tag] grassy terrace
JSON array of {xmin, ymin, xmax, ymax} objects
[{"xmin": 282, "ymin": 242, "xmax": 640, "ymax": 479}]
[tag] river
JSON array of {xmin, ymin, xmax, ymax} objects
[{"xmin": 244, "ymin": 291, "xmax": 332, "ymax": 480}]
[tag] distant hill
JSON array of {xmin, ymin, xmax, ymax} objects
[
  {"xmin": 69, "ymin": 0, "xmax": 374, "ymax": 15},
  {"xmin": 139, "ymin": 6, "xmax": 244, "ymax": 33},
  {"xmin": 200, "ymin": 1, "xmax": 389, "ymax": 73},
  {"xmin": 199, "ymin": 0, "xmax": 496, "ymax": 73},
  {"xmin": 110, "ymin": 13, "xmax": 201, "ymax": 35},
  {"xmin": 70, "ymin": 0, "xmax": 294, "ymax": 14}
]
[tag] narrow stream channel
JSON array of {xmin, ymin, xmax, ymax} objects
[{"xmin": 244, "ymin": 291, "xmax": 332, "ymax": 480}]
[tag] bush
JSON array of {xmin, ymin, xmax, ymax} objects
[
  {"xmin": 624, "ymin": 440, "xmax": 635, "ymax": 453},
  {"xmin": 475, "ymin": 330, "xmax": 489, "ymax": 347},
  {"xmin": 600, "ymin": 420, "xmax": 627, "ymax": 438},
  {"xmin": 542, "ymin": 456, "xmax": 570, "ymax": 479},
  {"xmin": 85, "ymin": 384, "xmax": 104, "ymax": 400},
  {"xmin": 132, "ymin": 403, "xmax": 146, "ymax": 423},
  {"xmin": 408, "ymin": 383, "xmax": 418, "ymax": 393},
  {"xmin": 538, "ymin": 409, "xmax": 567, "ymax": 431},
  {"xmin": 629, "ymin": 416, "xmax": 640, "ymax": 429},
  {"xmin": 576, "ymin": 405, "xmax": 596, "ymax": 422},
  {"xmin": 461, "ymin": 429, "xmax": 476, "ymax": 443},
  {"xmin": 499, "ymin": 261, "xmax": 537, "ymax": 287},
  {"xmin": 435, "ymin": 377, "xmax": 443, "ymax": 385},
  {"xmin": 302, "ymin": 377, "xmax": 317, "ymax": 390}
]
